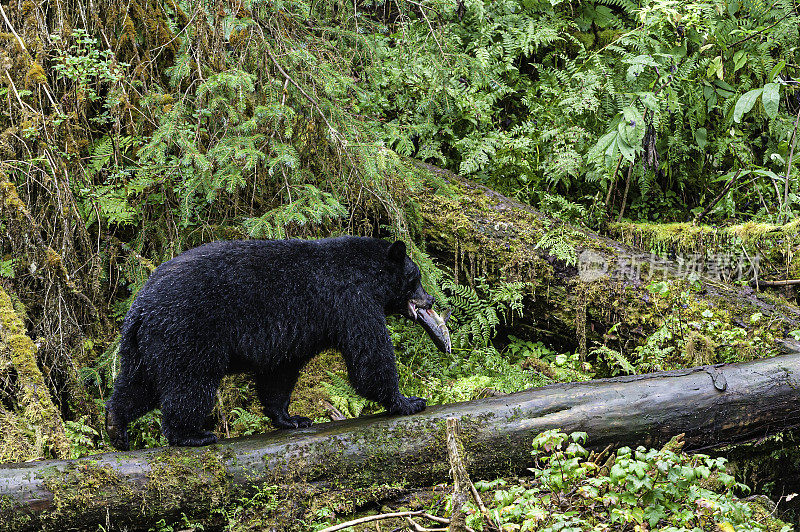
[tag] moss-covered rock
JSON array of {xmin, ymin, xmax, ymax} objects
[{"xmin": 0, "ymin": 285, "xmax": 70, "ymax": 460}]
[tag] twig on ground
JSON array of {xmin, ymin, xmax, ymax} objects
[
  {"xmin": 446, "ymin": 418, "xmax": 470, "ymax": 531},
  {"xmin": 405, "ymin": 516, "xmax": 448, "ymax": 531},
  {"xmin": 318, "ymin": 511, "xmax": 426, "ymax": 532},
  {"xmin": 750, "ymin": 279, "xmax": 800, "ymax": 287},
  {"xmin": 617, "ymin": 164, "xmax": 633, "ymax": 222},
  {"xmin": 694, "ymin": 168, "xmax": 744, "ymax": 224}
]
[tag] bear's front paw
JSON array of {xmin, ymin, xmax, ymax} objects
[
  {"xmin": 388, "ymin": 395, "xmax": 426, "ymax": 415},
  {"xmin": 288, "ymin": 415, "xmax": 313, "ymax": 428},
  {"xmin": 273, "ymin": 414, "xmax": 313, "ymax": 429}
]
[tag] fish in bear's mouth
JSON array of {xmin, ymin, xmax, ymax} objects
[{"xmin": 411, "ymin": 304, "xmax": 452, "ymax": 355}]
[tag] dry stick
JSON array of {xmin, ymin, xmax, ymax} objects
[
  {"xmin": 445, "ymin": 418, "xmax": 498, "ymax": 532},
  {"xmin": 263, "ymin": 44, "xmax": 338, "ymax": 137},
  {"xmin": 0, "ymin": 173, "xmax": 101, "ymax": 321},
  {"xmin": 783, "ymin": 106, "xmax": 800, "ymax": 223},
  {"xmin": 0, "ymin": 4, "xmax": 25, "ymax": 52},
  {"xmin": 0, "ymin": 3, "xmax": 57, "ymax": 110},
  {"xmin": 740, "ymin": 243, "xmax": 760, "ymax": 290},
  {"xmin": 318, "ymin": 511, "xmax": 427, "ymax": 532},
  {"xmin": 750, "ymin": 279, "xmax": 800, "ymax": 287},
  {"xmin": 469, "ymin": 484, "xmax": 494, "ymax": 527},
  {"xmin": 694, "ymin": 167, "xmax": 744, "ymax": 224},
  {"xmin": 422, "ymin": 514, "xmax": 453, "ymax": 525},
  {"xmin": 405, "ymin": 516, "xmax": 448, "ymax": 532},
  {"xmin": 446, "ymin": 418, "xmax": 470, "ymax": 532},
  {"xmin": 604, "ymin": 154, "xmax": 624, "ymax": 207},
  {"xmin": 729, "ymin": 8, "xmax": 791, "ymax": 49},
  {"xmin": 616, "ymin": 164, "xmax": 634, "ymax": 222},
  {"xmin": 406, "ymin": 0, "xmax": 446, "ymax": 58}
]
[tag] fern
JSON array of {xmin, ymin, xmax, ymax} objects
[
  {"xmin": 322, "ymin": 372, "xmax": 369, "ymax": 418},
  {"xmin": 535, "ymin": 227, "xmax": 579, "ymax": 266},
  {"xmin": 230, "ymin": 407, "xmax": 268, "ymax": 436},
  {"xmin": 243, "ymin": 185, "xmax": 347, "ymax": 239},
  {"xmin": 442, "ymin": 279, "xmax": 525, "ymax": 350},
  {"xmin": 89, "ymin": 135, "xmax": 114, "ymax": 173},
  {"xmin": 590, "ymin": 344, "xmax": 637, "ymax": 376}
]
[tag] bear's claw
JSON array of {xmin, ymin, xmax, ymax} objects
[
  {"xmin": 273, "ymin": 414, "xmax": 313, "ymax": 429},
  {"xmin": 389, "ymin": 395, "xmax": 426, "ymax": 415}
]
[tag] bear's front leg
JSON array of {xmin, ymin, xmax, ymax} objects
[
  {"xmin": 387, "ymin": 394, "xmax": 427, "ymax": 415},
  {"xmin": 256, "ymin": 366, "xmax": 312, "ymax": 429},
  {"xmin": 339, "ymin": 316, "xmax": 426, "ymax": 416}
]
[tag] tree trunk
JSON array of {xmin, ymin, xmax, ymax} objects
[
  {"xmin": 2, "ymin": 352, "xmax": 800, "ymax": 531},
  {"xmin": 410, "ymin": 162, "xmax": 800, "ymax": 354}
]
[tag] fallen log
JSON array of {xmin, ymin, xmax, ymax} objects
[
  {"xmin": 410, "ymin": 162, "xmax": 800, "ymax": 356},
  {"xmin": 2, "ymin": 352, "xmax": 800, "ymax": 531}
]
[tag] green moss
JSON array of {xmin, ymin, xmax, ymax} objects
[
  {"xmin": 41, "ymin": 461, "xmax": 133, "ymax": 524},
  {"xmin": 0, "ymin": 495, "xmax": 32, "ymax": 529},
  {"xmin": 0, "ymin": 286, "xmax": 70, "ymax": 459},
  {"xmin": 144, "ymin": 448, "xmax": 232, "ymax": 514},
  {"xmin": 609, "ymin": 220, "xmax": 800, "ymax": 282}
]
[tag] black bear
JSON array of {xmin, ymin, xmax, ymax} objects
[{"xmin": 105, "ymin": 237, "xmax": 434, "ymax": 450}]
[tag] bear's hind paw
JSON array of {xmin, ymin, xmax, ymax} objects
[{"xmin": 170, "ymin": 431, "xmax": 218, "ymax": 447}]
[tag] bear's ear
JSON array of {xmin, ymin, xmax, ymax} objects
[{"xmin": 387, "ymin": 240, "xmax": 407, "ymax": 263}]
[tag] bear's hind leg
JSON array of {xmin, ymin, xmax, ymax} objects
[
  {"xmin": 160, "ymin": 377, "xmax": 219, "ymax": 447},
  {"xmin": 107, "ymin": 367, "xmax": 157, "ymax": 451},
  {"xmin": 256, "ymin": 366, "xmax": 311, "ymax": 429}
]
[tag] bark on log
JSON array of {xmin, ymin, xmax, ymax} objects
[
  {"xmin": 410, "ymin": 162, "xmax": 800, "ymax": 353},
  {"xmin": 2, "ymin": 352, "xmax": 800, "ymax": 531}
]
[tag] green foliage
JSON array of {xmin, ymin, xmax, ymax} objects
[
  {"xmin": 51, "ymin": 29, "xmax": 128, "ymax": 105},
  {"xmin": 128, "ymin": 410, "xmax": 168, "ymax": 449},
  {"xmin": 508, "ymin": 335, "xmax": 594, "ymax": 382},
  {"xmin": 213, "ymin": 484, "xmax": 284, "ymax": 530},
  {"xmin": 590, "ymin": 343, "xmax": 637, "ymax": 376},
  {"xmin": 534, "ymin": 227, "xmax": 579, "ymax": 266},
  {"xmin": 443, "ymin": 278, "xmax": 524, "ymax": 349},
  {"xmin": 634, "ymin": 287, "xmax": 781, "ymax": 371},
  {"xmin": 11, "ymin": 0, "xmax": 796, "ymax": 479},
  {"xmin": 466, "ymin": 429, "xmax": 783, "ymax": 532},
  {"xmin": 243, "ymin": 185, "xmax": 347, "ymax": 239},
  {"xmin": 360, "ymin": 0, "xmax": 800, "ymax": 221},
  {"xmin": 0, "ymin": 258, "xmax": 15, "ymax": 278},
  {"xmin": 322, "ymin": 372, "xmax": 369, "ymax": 418},
  {"xmin": 229, "ymin": 407, "xmax": 269, "ymax": 436},
  {"xmin": 147, "ymin": 514, "xmax": 205, "ymax": 532},
  {"xmin": 63, "ymin": 416, "xmax": 101, "ymax": 459},
  {"xmin": 383, "ymin": 273, "xmax": 589, "ymax": 407}
]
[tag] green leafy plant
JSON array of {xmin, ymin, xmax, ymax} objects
[
  {"xmin": 51, "ymin": 28, "xmax": 128, "ymax": 105},
  {"xmin": 465, "ymin": 429, "xmax": 786, "ymax": 532},
  {"xmin": 64, "ymin": 416, "xmax": 101, "ymax": 458},
  {"xmin": 443, "ymin": 278, "xmax": 525, "ymax": 349},
  {"xmin": 322, "ymin": 373, "xmax": 369, "ymax": 418},
  {"xmin": 229, "ymin": 407, "xmax": 269, "ymax": 436}
]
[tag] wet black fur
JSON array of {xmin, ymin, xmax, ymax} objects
[{"xmin": 106, "ymin": 237, "xmax": 432, "ymax": 450}]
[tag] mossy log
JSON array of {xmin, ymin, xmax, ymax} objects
[
  {"xmin": 411, "ymin": 162, "xmax": 800, "ymax": 355},
  {"xmin": 3, "ymin": 352, "xmax": 800, "ymax": 531}
]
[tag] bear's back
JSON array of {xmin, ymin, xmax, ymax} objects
[{"xmin": 131, "ymin": 236, "xmax": 390, "ymax": 320}]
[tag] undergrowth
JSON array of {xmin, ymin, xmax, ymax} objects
[{"xmin": 461, "ymin": 430, "xmax": 790, "ymax": 532}]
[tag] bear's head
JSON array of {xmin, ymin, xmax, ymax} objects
[{"xmin": 385, "ymin": 240, "xmax": 434, "ymax": 319}]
